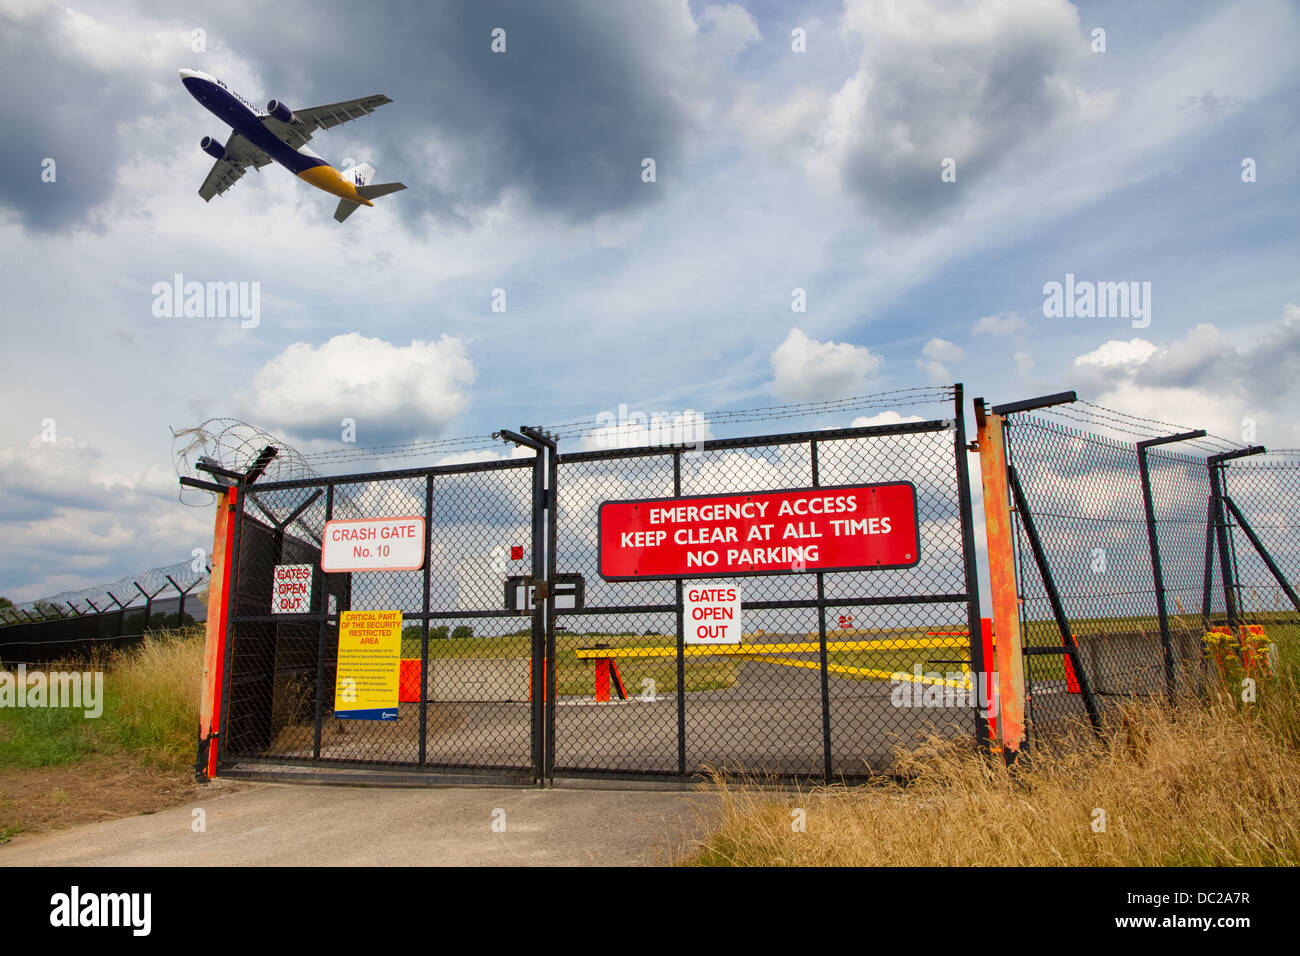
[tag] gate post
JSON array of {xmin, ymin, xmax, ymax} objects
[
  {"xmin": 972, "ymin": 399, "xmax": 1025, "ymax": 759},
  {"xmin": 500, "ymin": 426, "xmax": 553, "ymax": 785},
  {"xmin": 196, "ymin": 484, "xmax": 238, "ymax": 781},
  {"xmin": 521, "ymin": 425, "xmax": 559, "ymax": 784},
  {"xmin": 952, "ymin": 385, "xmax": 989, "ymax": 753}
]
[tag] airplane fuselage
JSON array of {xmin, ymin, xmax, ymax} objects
[{"xmin": 179, "ymin": 69, "xmax": 372, "ymax": 205}]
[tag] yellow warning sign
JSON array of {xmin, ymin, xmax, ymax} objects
[{"xmin": 334, "ymin": 610, "xmax": 402, "ymax": 720}]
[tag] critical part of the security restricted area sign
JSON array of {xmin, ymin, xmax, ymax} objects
[
  {"xmin": 321, "ymin": 516, "xmax": 426, "ymax": 572},
  {"xmin": 271, "ymin": 563, "xmax": 313, "ymax": 613},
  {"xmin": 685, "ymin": 584, "xmax": 742, "ymax": 644},
  {"xmin": 598, "ymin": 483, "xmax": 920, "ymax": 580},
  {"xmin": 334, "ymin": 610, "xmax": 402, "ymax": 721}
]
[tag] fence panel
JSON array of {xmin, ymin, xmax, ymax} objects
[
  {"xmin": 1219, "ymin": 454, "xmax": 1300, "ymax": 649},
  {"xmin": 551, "ymin": 407, "xmax": 983, "ymax": 782},
  {"xmin": 1003, "ymin": 414, "xmax": 1213, "ymax": 741},
  {"xmin": 217, "ymin": 457, "xmax": 541, "ymax": 780}
]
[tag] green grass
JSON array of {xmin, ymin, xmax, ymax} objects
[
  {"xmin": 0, "ymin": 627, "xmax": 204, "ymax": 772},
  {"xmin": 0, "ymin": 703, "xmax": 105, "ymax": 769}
]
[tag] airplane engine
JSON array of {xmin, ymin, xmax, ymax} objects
[
  {"xmin": 200, "ymin": 135, "xmax": 225, "ymax": 160},
  {"xmin": 266, "ymin": 99, "xmax": 295, "ymax": 124}
]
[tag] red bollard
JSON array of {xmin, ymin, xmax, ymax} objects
[{"xmin": 595, "ymin": 658, "xmax": 611, "ymax": 702}]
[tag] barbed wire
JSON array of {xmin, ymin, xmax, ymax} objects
[
  {"xmin": 171, "ymin": 387, "xmax": 957, "ymax": 481},
  {"xmin": 541, "ymin": 385, "xmax": 955, "ymax": 439},
  {"xmin": 0, "ymin": 560, "xmax": 207, "ymax": 627},
  {"xmin": 1028, "ymin": 400, "xmax": 1246, "ymax": 454},
  {"xmin": 171, "ymin": 418, "xmax": 319, "ymax": 506}
]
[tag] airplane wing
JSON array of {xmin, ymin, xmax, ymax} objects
[
  {"xmin": 259, "ymin": 94, "xmax": 394, "ymax": 150},
  {"xmin": 198, "ymin": 131, "xmax": 273, "ymax": 202}
]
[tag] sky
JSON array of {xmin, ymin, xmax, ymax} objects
[{"xmin": 1, "ymin": 0, "xmax": 1297, "ymax": 602}]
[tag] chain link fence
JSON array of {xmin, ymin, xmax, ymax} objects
[
  {"xmin": 211, "ymin": 389, "xmax": 986, "ymax": 783},
  {"xmin": 0, "ymin": 560, "xmax": 208, "ymax": 665},
  {"xmin": 221, "ymin": 458, "xmax": 540, "ymax": 780},
  {"xmin": 551, "ymin": 411, "xmax": 984, "ymax": 781},
  {"xmin": 999, "ymin": 403, "xmax": 1299, "ymax": 748},
  {"xmin": 1217, "ymin": 453, "xmax": 1300, "ymax": 645}
]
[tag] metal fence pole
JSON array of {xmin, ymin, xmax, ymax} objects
[
  {"xmin": 1136, "ymin": 430, "xmax": 1205, "ymax": 703},
  {"xmin": 419, "ymin": 473, "xmax": 433, "ymax": 766},
  {"xmin": 312, "ymin": 484, "xmax": 333, "ymax": 761},
  {"xmin": 953, "ymin": 385, "xmax": 989, "ymax": 752},
  {"xmin": 810, "ymin": 437, "xmax": 833, "ymax": 781},
  {"xmin": 673, "ymin": 449, "xmax": 687, "ymax": 780},
  {"xmin": 1207, "ymin": 448, "xmax": 1264, "ymax": 631}
]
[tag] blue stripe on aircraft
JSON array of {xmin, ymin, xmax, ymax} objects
[{"xmin": 182, "ymin": 75, "xmax": 328, "ymax": 175}]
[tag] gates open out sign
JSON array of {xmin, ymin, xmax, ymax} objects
[
  {"xmin": 271, "ymin": 564, "xmax": 313, "ymax": 614},
  {"xmin": 598, "ymin": 483, "xmax": 919, "ymax": 580},
  {"xmin": 321, "ymin": 516, "xmax": 425, "ymax": 573},
  {"xmin": 685, "ymin": 585, "xmax": 742, "ymax": 644}
]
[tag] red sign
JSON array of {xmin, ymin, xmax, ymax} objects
[{"xmin": 598, "ymin": 483, "xmax": 919, "ymax": 580}]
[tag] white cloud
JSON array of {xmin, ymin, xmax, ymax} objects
[
  {"xmin": 0, "ymin": 435, "xmax": 210, "ymax": 601},
  {"xmin": 1074, "ymin": 338, "xmax": 1159, "ymax": 369},
  {"xmin": 974, "ymin": 311, "xmax": 1026, "ymax": 335},
  {"xmin": 1068, "ymin": 305, "xmax": 1300, "ymax": 445},
  {"xmin": 769, "ymin": 328, "xmax": 883, "ymax": 401},
  {"xmin": 917, "ymin": 337, "xmax": 967, "ymax": 383},
  {"xmin": 805, "ymin": 0, "xmax": 1109, "ymax": 224},
  {"xmin": 697, "ymin": 3, "xmax": 762, "ymax": 64},
  {"xmin": 1014, "ymin": 351, "xmax": 1035, "ymax": 376},
  {"xmin": 244, "ymin": 333, "xmax": 476, "ymax": 439},
  {"xmin": 849, "ymin": 411, "xmax": 925, "ymax": 428}
]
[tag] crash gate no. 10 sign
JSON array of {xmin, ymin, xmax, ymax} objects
[
  {"xmin": 598, "ymin": 482, "xmax": 920, "ymax": 580},
  {"xmin": 320, "ymin": 516, "xmax": 426, "ymax": 573}
]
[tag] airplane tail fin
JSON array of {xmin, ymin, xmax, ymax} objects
[
  {"xmin": 356, "ymin": 181, "xmax": 407, "ymax": 200},
  {"xmin": 332, "ymin": 164, "xmax": 405, "ymax": 222},
  {"xmin": 339, "ymin": 162, "xmax": 376, "ymax": 186}
]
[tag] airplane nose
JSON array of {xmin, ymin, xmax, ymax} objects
[{"xmin": 179, "ymin": 68, "xmax": 200, "ymax": 81}]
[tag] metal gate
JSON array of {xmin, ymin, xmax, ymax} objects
[
  {"xmin": 205, "ymin": 390, "xmax": 985, "ymax": 784},
  {"xmin": 549, "ymin": 388, "xmax": 985, "ymax": 781},
  {"xmin": 215, "ymin": 454, "xmax": 545, "ymax": 783}
]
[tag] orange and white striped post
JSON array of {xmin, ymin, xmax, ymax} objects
[
  {"xmin": 197, "ymin": 485, "xmax": 237, "ymax": 781},
  {"xmin": 974, "ymin": 401, "xmax": 1026, "ymax": 759}
]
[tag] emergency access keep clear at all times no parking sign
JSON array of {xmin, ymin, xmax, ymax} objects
[{"xmin": 598, "ymin": 483, "xmax": 920, "ymax": 645}]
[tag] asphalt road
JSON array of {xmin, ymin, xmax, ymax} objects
[{"xmin": 0, "ymin": 781, "xmax": 721, "ymax": 867}]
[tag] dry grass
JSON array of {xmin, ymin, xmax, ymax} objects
[
  {"xmin": 102, "ymin": 628, "xmax": 205, "ymax": 770},
  {"xmin": 684, "ymin": 668, "xmax": 1300, "ymax": 867}
]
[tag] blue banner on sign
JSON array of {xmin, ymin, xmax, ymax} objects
[{"xmin": 335, "ymin": 708, "xmax": 398, "ymax": 721}]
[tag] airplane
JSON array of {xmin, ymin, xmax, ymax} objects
[{"xmin": 179, "ymin": 68, "xmax": 406, "ymax": 222}]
